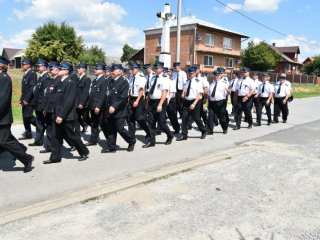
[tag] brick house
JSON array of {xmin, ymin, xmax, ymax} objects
[
  {"xmin": 142, "ymin": 15, "xmax": 249, "ymax": 72},
  {"xmin": 269, "ymin": 43, "xmax": 302, "ymax": 74}
]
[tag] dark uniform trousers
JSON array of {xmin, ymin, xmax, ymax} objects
[
  {"xmin": 75, "ymin": 108, "xmax": 90, "ymax": 133},
  {"xmin": 50, "ymin": 120, "xmax": 89, "ymax": 161},
  {"xmin": 274, "ymin": 97, "xmax": 289, "ymax": 121},
  {"xmin": 231, "ymin": 91, "xmax": 236, "ymax": 114},
  {"xmin": 0, "ymin": 125, "xmax": 32, "ymax": 164},
  {"xmin": 259, "ymin": 97, "xmax": 272, "ymax": 123},
  {"xmin": 235, "ymin": 96, "xmax": 253, "ymax": 127},
  {"xmin": 200, "ymin": 98, "xmax": 208, "ymax": 126},
  {"xmin": 107, "ymin": 117, "xmax": 136, "ymax": 150},
  {"xmin": 147, "ymin": 99, "xmax": 173, "ymax": 144},
  {"xmin": 167, "ymin": 97, "xmax": 180, "ymax": 132},
  {"xmin": 22, "ymin": 105, "xmax": 36, "ymax": 134},
  {"xmin": 252, "ymin": 96, "xmax": 261, "ymax": 124},
  {"xmin": 89, "ymin": 110, "xmax": 103, "ymax": 144},
  {"xmin": 127, "ymin": 97, "xmax": 151, "ymax": 136},
  {"xmin": 175, "ymin": 90, "xmax": 183, "ymax": 117},
  {"xmin": 207, "ymin": 99, "xmax": 229, "ymax": 133},
  {"xmin": 181, "ymin": 100, "xmax": 206, "ymax": 138},
  {"xmin": 35, "ymin": 110, "xmax": 46, "ymax": 144}
]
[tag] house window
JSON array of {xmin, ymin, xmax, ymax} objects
[
  {"xmin": 223, "ymin": 37, "xmax": 232, "ymax": 49},
  {"xmin": 205, "ymin": 34, "xmax": 214, "ymax": 46},
  {"xmin": 158, "ymin": 35, "xmax": 162, "ymax": 46},
  {"xmin": 204, "ymin": 55, "xmax": 214, "ymax": 66},
  {"xmin": 226, "ymin": 58, "xmax": 233, "ymax": 68}
]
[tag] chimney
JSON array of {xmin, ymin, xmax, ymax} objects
[{"xmin": 272, "ymin": 43, "xmax": 276, "ymax": 46}]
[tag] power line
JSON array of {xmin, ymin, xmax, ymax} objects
[{"xmin": 215, "ymin": 0, "xmax": 320, "ymax": 47}]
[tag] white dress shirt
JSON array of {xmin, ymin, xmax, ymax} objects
[
  {"xmin": 258, "ymin": 81, "xmax": 274, "ymax": 97},
  {"xmin": 236, "ymin": 76, "xmax": 255, "ymax": 96},
  {"xmin": 229, "ymin": 78, "xmax": 238, "ymax": 92},
  {"xmin": 148, "ymin": 73, "xmax": 169, "ymax": 100},
  {"xmin": 274, "ymin": 81, "xmax": 291, "ymax": 98},
  {"xmin": 208, "ymin": 80, "xmax": 229, "ymax": 101},
  {"xmin": 173, "ymin": 70, "xmax": 187, "ymax": 91},
  {"xmin": 129, "ymin": 72, "xmax": 146, "ymax": 97},
  {"xmin": 183, "ymin": 77, "xmax": 203, "ymax": 100}
]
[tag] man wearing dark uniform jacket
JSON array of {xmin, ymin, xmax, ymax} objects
[
  {"xmin": 101, "ymin": 64, "xmax": 136, "ymax": 153},
  {"xmin": 0, "ymin": 56, "xmax": 34, "ymax": 173},
  {"xmin": 43, "ymin": 62, "xmax": 89, "ymax": 164},
  {"xmin": 86, "ymin": 63, "xmax": 108, "ymax": 146},
  {"xmin": 19, "ymin": 58, "xmax": 37, "ymax": 140},
  {"xmin": 29, "ymin": 59, "xmax": 52, "ymax": 148},
  {"xmin": 76, "ymin": 62, "xmax": 91, "ymax": 134}
]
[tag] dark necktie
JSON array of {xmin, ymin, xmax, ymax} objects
[
  {"xmin": 149, "ymin": 75, "xmax": 158, "ymax": 95},
  {"xmin": 131, "ymin": 75, "xmax": 136, "ymax": 95},
  {"xmin": 262, "ymin": 83, "xmax": 265, "ymax": 93},
  {"xmin": 239, "ymin": 80, "xmax": 243, "ymax": 89},
  {"xmin": 186, "ymin": 79, "xmax": 192, "ymax": 97},
  {"xmin": 231, "ymin": 79, "xmax": 235, "ymax": 88},
  {"xmin": 176, "ymin": 73, "xmax": 179, "ymax": 91},
  {"xmin": 211, "ymin": 81, "xmax": 217, "ymax": 98},
  {"xmin": 277, "ymin": 83, "xmax": 281, "ymax": 94}
]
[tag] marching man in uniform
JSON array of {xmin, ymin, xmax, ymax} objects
[{"xmin": 258, "ymin": 73, "xmax": 274, "ymax": 126}]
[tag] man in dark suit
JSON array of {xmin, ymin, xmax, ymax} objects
[
  {"xmin": 101, "ymin": 64, "xmax": 136, "ymax": 153},
  {"xmin": 0, "ymin": 56, "xmax": 34, "ymax": 173},
  {"xmin": 76, "ymin": 62, "xmax": 91, "ymax": 134},
  {"xmin": 43, "ymin": 62, "xmax": 89, "ymax": 164},
  {"xmin": 19, "ymin": 58, "xmax": 37, "ymax": 140},
  {"xmin": 30, "ymin": 59, "xmax": 53, "ymax": 149}
]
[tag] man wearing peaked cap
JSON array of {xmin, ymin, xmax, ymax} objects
[
  {"xmin": 19, "ymin": 58, "xmax": 37, "ymax": 140},
  {"xmin": 86, "ymin": 63, "xmax": 108, "ymax": 146},
  {"xmin": 30, "ymin": 59, "xmax": 53, "ymax": 152},
  {"xmin": 127, "ymin": 62, "xmax": 152, "ymax": 139},
  {"xmin": 144, "ymin": 64, "xmax": 155, "ymax": 97},
  {"xmin": 0, "ymin": 56, "xmax": 34, "ymax": 173},
  {"xmin": 43, "ymin": 61, "xmax": 89, "ymax": 164},
  {"xmin": 173, "ymin": 62, "xmax": 187, "ymax": 118},
  {"xmin": 229, "ymin": 70, "xmax": 240, "ymax": 116},
  {"xmin": 252, "ymin": 71, "xmax": 262, "ymax": 126},
  {"xmin": 258, "ymin": 72, "xmax": 274, "ymax": 126},
  {"xmin": 75, "ymin": 62, "xmax": 91, "ymax": 134}
]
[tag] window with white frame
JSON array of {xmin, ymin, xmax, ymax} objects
[
  {"xmin": 205, "ymin": 34, "xmax": 214, "ymax": 46},
  {"xmin": 223, "ymin": 37, "xmax": 233, "ymax": 49},
  {"xmin": 158, "ymin": 35, "xmax": 162, "ymax": 46},
  {"xmin": 204, "ymin": 55, "xmax": 214, "ymax": 66},
  {"xmin": 226, "ymin": 58, "xmax": 233, "ymax": 68}
]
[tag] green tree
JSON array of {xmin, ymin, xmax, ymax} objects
[
  {"xmin": 78, "ymin": 45, "xmax": 106, "ymax": 66},
  {"xmin": 24, "ymin": 21, "xmax": 84, "ymax": 63},
  {"xmin": 120, "ymin": 43, "xmax": 139, "ymax": 63},
  {"xmin": 241, "ymin": 41, "xmax": 282, "ymax": 71},
  {"xmin": 304, "ymin": 56, "xmax": 320, "ymax": 76}
]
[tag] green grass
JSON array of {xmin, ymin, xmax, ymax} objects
[{"xmin": 292, "ymin": 84, "xmax": 320, "ymax": 99}]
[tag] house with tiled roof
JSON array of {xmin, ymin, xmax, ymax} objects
[{"xmin": 1, "ymin": 47, "xmax": 24, "ymax": 68}]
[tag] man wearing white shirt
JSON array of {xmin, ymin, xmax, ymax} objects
[
  {"xmin": 233, "ymin": 67, "xmax": 255, "ymax": 130},
  {"xmin": 273, "ymin": 73, "xmax": 292, "ymax": 123},
  {"xmin": 166, "ymin": 68, "xmax": 180, "ymax": 134},
  {"xmin": 252, "ymin": 72, "xmax": 262, "ymax": 126},
  {"xmin": 144, "ymin": 64, "xmax": 155, "ymax": 97},
  {"xmin": 143, "ymin": 62, "xmax": 174, "ymax": 148},
  {"xmin": 173, "ymin": 62, "xmax": 187, "ymax": 118},
  {"xmin": 258, "ymin": 72, "xmax": 274, "ymax": 125},
  {"xmin": 177, "ymin": 66, "xmax": 207, "ymax": 141},
  {"xmin": 229, "ymin": 70, "xmax": 240, "ymax": 115},
  {"xmin": 207, "ymin": 69, "xmax": 231, "ymax": 135}
]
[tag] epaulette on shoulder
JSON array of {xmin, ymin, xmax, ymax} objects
[{"xmin": 195, "ymin": 78, "xmax": 199, "ymax": 82}]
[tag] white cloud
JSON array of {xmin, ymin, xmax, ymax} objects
[
  {"xmin": 270, "ymin": 35, "xmax": 320, "ymax": 62},
  {"xmin": 224, "ymin": 3, "xmax": 242, "ymax": 13},
  {"xmin": 243, "ymin": 0, "xmax": 283, "ymax": 12},
  {"xmin": 11, "ymin": 0, "xmax": 141, "ymax": 56},
  {"xmin": 0, "ymin": 29, "xmax": 34, "ymax": 49}
]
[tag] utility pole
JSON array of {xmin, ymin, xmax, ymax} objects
[{"xmin": 176, "ymin": 0, "xmax": 182, "ymax": 62}]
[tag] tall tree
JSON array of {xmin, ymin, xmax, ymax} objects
[
  {"xmin": 24, "ymin": 21, "xmax": 84, "ymax": 63},
  {"xmin": 78, "ymin": 45, "xmax": 106, "ymax": 66},
  {"xmin": 241, "ymin": 41, "xmax": 282, "ymax": 71},
  {"xmin": 304, "ymin": 56, "xmax": 320, "ymax": 76},
  {"xmin": 120, "ymin": 44, "xmax": 139, "ymax": 63}
]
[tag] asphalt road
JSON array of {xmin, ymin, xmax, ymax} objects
[
  {"xmin": 0, "ymin": 97, "xmax": 320, "ymax": 225},
  {"xmin": 0, "ymin": 117, "xmax": 319, "ymax": 240}
]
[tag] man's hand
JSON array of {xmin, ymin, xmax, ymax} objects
[
  {"xmin": 190, "ymin": 103, "xmax": 195, "ymax": 110},
  {"xmin": 133, "ymin": 101, "xmax": 139, "ymax": 108},
  {"xmin": 282, "ymin": 99, "xmax": 287, "ymax": 104},
  {"xmin": 78, "ymin": 104, "xmax": 84, "ymax": 109},
  {"xmin": 56, "ymin": 117, "xmax": 63, "ymax": 124},
  {"xmin": 23, "ymin": 100, "xmax": 29, "ymax": 106},
  {"xmin": 242, "ymin": 96, "xmax": 248, "ymax": 103},
  {"xmin": 109, "ymin": 106, "xmax": 115, "ymax": 114},
  {"xmin": 94, "ymin": 107, "xmax": 100, "ymax": 114},
  {"xmin": 157, "ymin": 105, "xmax": 162, "ymax": 113}
]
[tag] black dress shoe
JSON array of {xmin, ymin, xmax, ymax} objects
[
  {"xmin": 267, "ymin": 122, "xmax": 271, "ymax": 126},
  {"xmin": 223, "ymin": 129, "xmax": 228, "ymax": 134},
  {"xmin": 43, "ymin": 159, "xmax": 61, "ymax": 164},
  {"xmin": 142, "ymin": 142, "xmax": 155, "ymax": 148},
  {"xmin": 127, "ymin": 142, "xmax": 136, "ymax": 152},
  {"xmin": 282, "ymin": 120, "xmax": 287, "ymax": 123},
  {"xmin": 164, "ymin": 137, "xmax": 173, "ymax": 145},
  {"xmin": 272, "ymin": 120, "xmax": 278, "ymax": 123},
  {"xmin": 187, "ymin": 126, "xmax": 192, "ymax": 130},
  {"xmin": 233, "ymin": 126, "xmax": 240, "ymax": 130},
  {"xmin": 23, "ymin": 156, "xmax": 34, "ymax": 173},
  {"xmin": 40, "ymin": 149, "xmax": 51, "ymax": 153},
  {"xmin": 247, "ymin": 124, "xmax": 252, "ymax": 129},
  {"xmin": 28, "ymin": 142, "xmax": 42, "ymax": 146},
  {"xmin": 254, "ymin": 123, "xmax": 261, "ymax": 126},
  {"xmin": 19, "ymin": 135, "xmax": 33, "ymax": 140},
  {"xmin": 101, "ymin": 148, "xmax": 116, "ymax": 153},
  {"xmin": 200, "ymin": 132, "xmax": 207, "ymax": 139},
  {"xmin": 85, "ymin": 142, "xmax": 97, "ymax": 146},
  {"xmin": 78, "ymin": 155, "xmax": 89, "ymax": 161},
  {"xmin": 176, "ymin": 136, "xmax": 187, "ymax": 141}
]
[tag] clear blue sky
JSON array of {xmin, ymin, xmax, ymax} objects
[{"xmin": 1, "ymin": 0, "xmax": 319, "ymax": 61}]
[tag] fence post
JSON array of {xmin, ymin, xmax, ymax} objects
[
  {"xmin": 300, "ymin": 74, "xmax": 302, "ymax": 84},
  {"xmin": 292, "ymin": 73, "xmax": 295, "ymax": 84}
]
